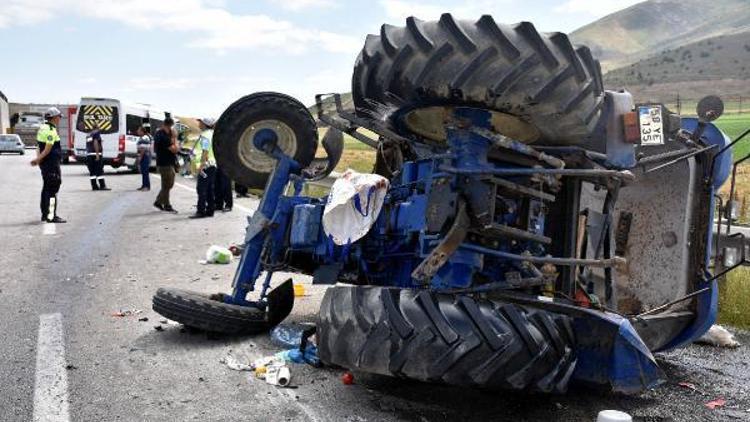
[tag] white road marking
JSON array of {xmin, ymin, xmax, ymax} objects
[
  {"xmin": 33, "ymin": 313, "xmax": 70, "ymax": 422},
  {"xmin": 152, "ymin": 173, "xmax": 254, "ymax": 214},
  {"xmin": 42, "ymin": 223, "xmax": 57, "ymax": 236}
]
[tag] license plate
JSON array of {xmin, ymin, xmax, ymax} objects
[{"xmin": 638, "ymin": 105, "xmax": 664, "ymax": 145}]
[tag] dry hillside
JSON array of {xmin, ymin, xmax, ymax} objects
[{"xmin": 570, "ymin": 0, "xmax": 750, "ymax": 71}]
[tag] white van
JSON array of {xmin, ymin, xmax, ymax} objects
[{"xmin": 74, "ymin": 97, "xmax": 170, "ymax": 169}]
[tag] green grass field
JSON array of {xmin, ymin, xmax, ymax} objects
[
  {"xmin": 720, "ymin": 268, "xmax": 750, "ymax": 329},
  {"xmin": 715, "ymin": 113, "xmax": 750, "ymax": 158}
]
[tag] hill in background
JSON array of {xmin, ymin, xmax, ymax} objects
[
  {"xmin": 570, "ymin": 0, "xmax": 750, "ymax": 72},
  {"xmin": 603, "ymin": 31, "xmax": 750, "ymax": 104}
]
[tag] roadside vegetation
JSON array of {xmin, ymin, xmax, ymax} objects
[{"xmin": 720, "ymin": 268, "xmax": 750, "ymax": 328}]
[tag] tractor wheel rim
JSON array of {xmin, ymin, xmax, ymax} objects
[{"xmin": 238, "ymin": 119, "xmax": 298, "ymax": 173}]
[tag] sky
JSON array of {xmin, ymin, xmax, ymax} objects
[{"xmin": 0, "ymin": 0, "xmax": 644, "ymax": 117}]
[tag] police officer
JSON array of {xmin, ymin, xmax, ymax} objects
[
  {"xmin": 189, "ymin": 117, "xmax": 217, "ymax": 219},
  {"xmin": 86, "ymin": 123, "xmax": 110, "ymax": 191},
  {"xmin": 30, "ymin": 107, "xmax": 66, "ymax": 223}
]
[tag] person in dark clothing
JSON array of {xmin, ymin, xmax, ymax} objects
[
  {"xmin": 235, "ymin": 183, "xmax": 250, "ymax": 198},
  {"xmin": 190, "ymin": 118, "xmax": 217, "ymax": 219},
  {"xmin": 136, "ymin": 125, "xmax": 152, "ymax": 191},
  {"xmin": 214, "ymin": 167, "xmax": 233, "ymax": 212},
  {"xmin": 153, "ymin": 118, "xmax": 178, "ymax": 213},
  {"xmin": 31, "ymin": 107, "xmax": 66, "ymax": 223},
  {"xmin": 85, "ymin": 125, "xmax": 110, "ymax": 191}
]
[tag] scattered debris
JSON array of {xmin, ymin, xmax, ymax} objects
[
  {"xmin": 705, "ymin": 398, "xmax": 726, "ymax": 410},
  {"xmin": 342, "ymin": 372, "xmax": 354, "ymax": 385},
  {"xmin": 293, "ymin": 283, "xmax": 307, "ymax": 297},
  {"xmin": 138, "ymin": 317, "xmax": 149, "ymax": 322},
  {"xmin": 65, "ymin": 364, "xmax": 77, "ymax": 370},
  {"xmin": 111, "ymin": 309, "xmax": 142, "ymax": 317},
  {"xmin": 276, "ymin": 345, "xmax": 320, "ymax": 366},
  {"xmin": 228, "ymin": 245, "xmax": 242, "ymax": 256},
  {"xmin": 252, "ymin": 355, "xmax": 292, "ymax": 387},
  {"xmin": 205, "ymin": 245, "xmax": 233, "ymax": 264},
  {"xmin": 596, "ymin": 410, "xmax": 632, "ymax": 422},
  {"xmin": 265, "ymin": 364, "xmax": 291, "ymax": 387},
  {"xmin": 220, "ymin": 355, "xmax": 253, "ymax": 372},
  {"xmin": 696, "ymin": 325, "xmax": 741, "ymax": 348},
  {"xmin": 270, "ymin": 323, "xmax": 315, "ymax": 349},
  {"xmin": 677, "ymin": 381, "xmax": 697, "ymax": 391},
  {"xmin": 154, "ymin": 325, "xmax": 164, "ymax": 332},
  {"xmin": 271, "ymin": 324, "xmax": 321, "ymax": 367}
]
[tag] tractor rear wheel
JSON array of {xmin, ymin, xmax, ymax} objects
[
  {"xmin": 317, "ymin": 285, "xmax": 577, "ymax": 392},
  {"xmin": 352, "ymin": 14, "xmax": 605, "ymax": 145}
]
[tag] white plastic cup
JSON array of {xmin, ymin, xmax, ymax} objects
[{"xmin": 597, "ymin": 410, "xmax": 632, "ymax": 422}]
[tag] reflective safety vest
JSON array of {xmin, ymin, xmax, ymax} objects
[
  {"xmin": 36, "ymin": 122, "xmax": 62, "ymax": 163},
  {"xmin": 192, "ymin": 129, "xmax": 215, "ymax": 167},
  {"xmin": 37, "ymin": 123, "xmax": 61, "ymax": 144}
]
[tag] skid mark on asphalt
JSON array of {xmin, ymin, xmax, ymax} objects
[
  {"xmin": 43, "ymin": 223, "xmax": 57, "ymax": 235},
  {"xmin": 152, "ymin": 173, "xmax": 255, "ymax": 214},
  {"xmin": 33, "ymin": 313, "xmax": 70, "ymax": 422}
]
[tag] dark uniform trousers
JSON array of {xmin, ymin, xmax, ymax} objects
[
  {"xmin": 214, "ymin": 167, "xmax": 233, "ymax": 210},
  {"xmin": 197, "ymin": 166, "xmax": 217, "ymax": 216},
  {"xmin": 40, "ymin": 160, "xmax": 61, "ymax": 220},
  {"xmin": 86, "ymin": 156, "xmax": 106, "ymax": 189}
]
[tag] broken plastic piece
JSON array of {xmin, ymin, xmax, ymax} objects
[
  {"xmin": 111, "ymin": 309, "xmax": 142, "ymax": 317},
  {"xmin": 705, "ymin": 398, "xmax": 726, "ymax": 410},
  {"xmin": 221, "ymin": 355, "xmax": 253, "ymax": 372}
]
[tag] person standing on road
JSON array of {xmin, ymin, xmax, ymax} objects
[
  {"xmin": 153, "ymin": 117, "xmax": 178, "ymax": 213},
  {"xmin": 190, "ymin": 118, "xmax": 217, "ymax": 219},
  {"xmin": 136, "ymin": 125, "xmax": 152, "ymax": 191},
  {"xmin": 85, "ymin": 124, "xmax": 110, "ymax": 191},
  {"xmin": 30, "ymin": 107, "xmax": 66, "ymax": 223},
  {"xmin": 235, "ymin": 183, "xmax": 250, "ymax": 198},
  {"xmin": 214, "ymin": 164, "xmax": 233, "ymax": 213}
]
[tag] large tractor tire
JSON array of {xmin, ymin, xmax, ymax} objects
[
  {"xmin": 213, "ymin": 92, "xmax": 318, "ymax": 190},
  {"xmin": 318, "ymin": 285, "xmax": 577, "ymax": 393},
  {"xmin": 352, "ymin": 14, "xmax": 605, "ymax": 145}
]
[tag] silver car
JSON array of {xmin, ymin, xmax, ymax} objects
[{"xmin": 0, "ymin": 134, "xmax": 25, "ymax": 155}]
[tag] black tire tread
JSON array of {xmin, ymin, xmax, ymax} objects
[
  {"xmin": 213, "ymin": 92, "xmax": 318, "ymax": 189},
  {"xmin": 318, "ymin": 286, "xmax": 576, "ymax": 392},
  {"xmin": 152, "ymin": 287, "xmax": 269, "ymax": 334},
  {"xmin": 352, "ymin": 13, "xmax": 605, "ymax": 144}
]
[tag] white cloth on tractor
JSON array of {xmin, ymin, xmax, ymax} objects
[{"xmin": 322, "ymin": 169, "xmax": 389, "ymax": 245}]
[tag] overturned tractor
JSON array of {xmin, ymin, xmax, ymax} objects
[{"xmin": 153, "ymin": 15, "xmax": 745, "ymax": 393}]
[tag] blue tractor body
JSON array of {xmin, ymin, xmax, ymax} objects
[
  {"xmin": 206, "ymin": 106, "xmax": 734, "ymax": 393},
  {"xmin": 153, "ymin": 15, "xmax": 747, "ymax": 394}
]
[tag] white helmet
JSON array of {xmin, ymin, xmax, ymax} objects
[
  {"xmin": 198, "ymin": 117, "xmax": 216, "ymax": 128},
  {"xmin": 45, "ymin": 107, "xmax": 62, "ymax": 119}
]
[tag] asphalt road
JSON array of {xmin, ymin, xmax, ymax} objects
[{"xmin": 0, "ymin": 152, "xmax": 748, "ymax": 422}]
